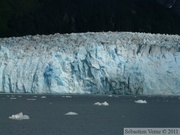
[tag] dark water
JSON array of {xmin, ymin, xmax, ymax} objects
[{"xmin": 0, "ymin": 94, "xmax": 180, "ymax": 135}]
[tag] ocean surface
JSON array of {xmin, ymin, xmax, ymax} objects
[{"xmin": 0, "ymin": 94, "xmax": 180, "ymax": 135}]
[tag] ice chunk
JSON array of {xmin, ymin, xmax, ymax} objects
[
  {"xmin": 65, "ymin": 112, "xmax": 78, "ymax": 115},
  {"xmin": 26, "ymin": 98, "xmax": 36, "ymax": 101},
  {"xmin": 101, "ymin": 101, "xmax": 109, "ymax": 106},
  {"xmin": 94, "ymin": 102, "xmax": 102, "ymax": 106},
  {"xmin": 9, "ymin": 112, "xmax": 30, "ymax": 120},
  {"xmin": 94, "ymin": 101, "xmax": 109, "ymax": 106},
  {"xmin": 65, "ymin": 96, "xmax": 72, "ymax": 98},
  {"xmin": 10, "ymin": 98, "xmax": 16, "ymax": 100},
  {"xmin": 135, "ymin": 100, "xmax": 147, "ymax": 104},
  {"xmin": 62, "ymin": 96, "xmax": 72, "ymax": 98},
  {"xmin": 41, "ymin": 96, "xmax": 46, "ymax": 99}
]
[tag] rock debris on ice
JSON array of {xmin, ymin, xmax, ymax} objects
[{"xmin": 0, "ymin": 32, "xmax": 180, "ymax": 95}]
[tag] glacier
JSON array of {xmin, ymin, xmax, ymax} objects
[{"xmin": 0, "ymin": 32, "xmax": 180, "ymax": 95}]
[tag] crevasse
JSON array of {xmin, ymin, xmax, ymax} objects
[{"xmin": 0, "ymin": 32, "xmax": 180, "ymax": 95}]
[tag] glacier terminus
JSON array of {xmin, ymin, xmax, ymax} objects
[{"xmin": 0, "ymin": 32, "xmax": 180, "ymax": 95}]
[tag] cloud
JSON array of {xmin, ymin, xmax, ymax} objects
[{"xmin": 9, "ymin": 112, "xmax": 30, "ymax": 120}]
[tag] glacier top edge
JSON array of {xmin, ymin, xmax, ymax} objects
[{"xmin": 0, "ymin": 32, "xmax": 180, "ymax": 56}]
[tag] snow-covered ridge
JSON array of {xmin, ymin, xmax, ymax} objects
[{"xmin": 0, "ymin": 32, "xmax": 180, "ymax": 95}]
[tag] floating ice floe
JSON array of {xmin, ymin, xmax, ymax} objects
[
  {"xmin": 9, "ymin": 112, "xmax": 30, "ymax": 120},
  {"xmin": 62, "ymin": 96, "xmax": 72, "ymax": 98},
  {"xmin": 26, "ymin": 98, "xmax": 36, "ymax": 101},
  {"xmin": 41, "ymin": 96, "xmax": 46, "ymax": 98},
  {"xmin": 94, "ymin": 102, "xmax": 102, "ymax": 106},
  {"xmin": 10, "ymin": 98, "xmax": 16, "ymax": 100},
  {"xmin": 65, "ymin": 112, "xmax": 78, "ymax": 115},
  {"xmin": 94, "ymin": 101, "xmax": 109, "ymax": 106},
  {"xmin": 135, "ymin": 100, "xmax": 147, "ymax": 104},
  {"xmin": 65, "ymin": 96, "xmax": 72, "ymax": 98}
]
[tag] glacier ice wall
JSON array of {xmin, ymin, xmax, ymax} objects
[{"xmin": 0, "ymin": 32, "xmax": 180, "ymax": 95}]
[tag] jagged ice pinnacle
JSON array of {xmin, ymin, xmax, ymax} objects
[{"xmin": 0, "ymin": 32, "xmax": 180, "ymax": 95}]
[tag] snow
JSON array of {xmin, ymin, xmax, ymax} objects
[
  {"xmin": 9, "ymin": 112, "xmax": 30, "ymax": 120},
  {"xmin": 94, "ymin": 101, "xmax": 109, "ymax": 106},
  {"xmin": 65, "ymin": 112, "xmax": 78, "ymax": 115},
  {"xmin": 0, "ymin": 32, "xmax": 180, "ymax": 95},
  {"xmin": 135, "ymin": 100, "xmax": 147, "ymax": 104}
]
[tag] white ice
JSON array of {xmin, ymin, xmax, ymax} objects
[
  {"xmin": 62, "ymin": 96, "xmax": 72, "ymax": 98},
  {"xmin": 94, "ymin": 102, "xmax": 102, "ymax": 106},
  {"xmin": 41, "ymin": 96, "xmax": 46, "ymax": 99},
  {"xmin": 10, "ymin": 98, "xmax": 16, "ymax": 100},
  {"xmin": 0, "ymin": 32, "xmax": 180, "ymax": 95},
  {"xmin": 9, "ymin": 112, "xmax": 30, "ymax": 120},
  {"xmin": 135, "ymin": 100, "xmax": 147, "ymax": 104},
  {"xmin": 65, "ymin": 112, "xmax": 78, "ymax": 115},
  {"xmin": 26, "ymin": 98, "xmax": 36, "ymax": 100},
  {"xmin": 94, "ymin": 101, "xmax": 109, "ymax": 106}
]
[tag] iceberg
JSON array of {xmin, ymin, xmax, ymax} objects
[
  {"xmin": 94, "ymin": 101, "xmax": 109, "ymax": 106},
  {"xmin": 9, "ymin": 112, "xmax": 30, "ymax": 120},
  {"xmin": 0, "ymin": 32, "xmax": 180, "ymax": 95},
  {"xmin": 94, "ymin": 102, "xmax": 102, "ymax": 106},
  {"xmin": 41, "ymin": 96, "xmax": 46, "ymax": 99},
  {"xmin": 135, "ymin": 100, "xmax": 147, "ymax": 104},
  {"xmin": 65, "ymin": 112, "xmax": 78, "ymax": 115},
  {"xmin": 26, "ymin": 98, "xmax": 36, "ymax": 101}
]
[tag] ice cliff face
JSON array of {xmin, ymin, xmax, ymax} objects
[{"xmin": 0, "ymin": 32, "xmax": 180, "ymax": 95}]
